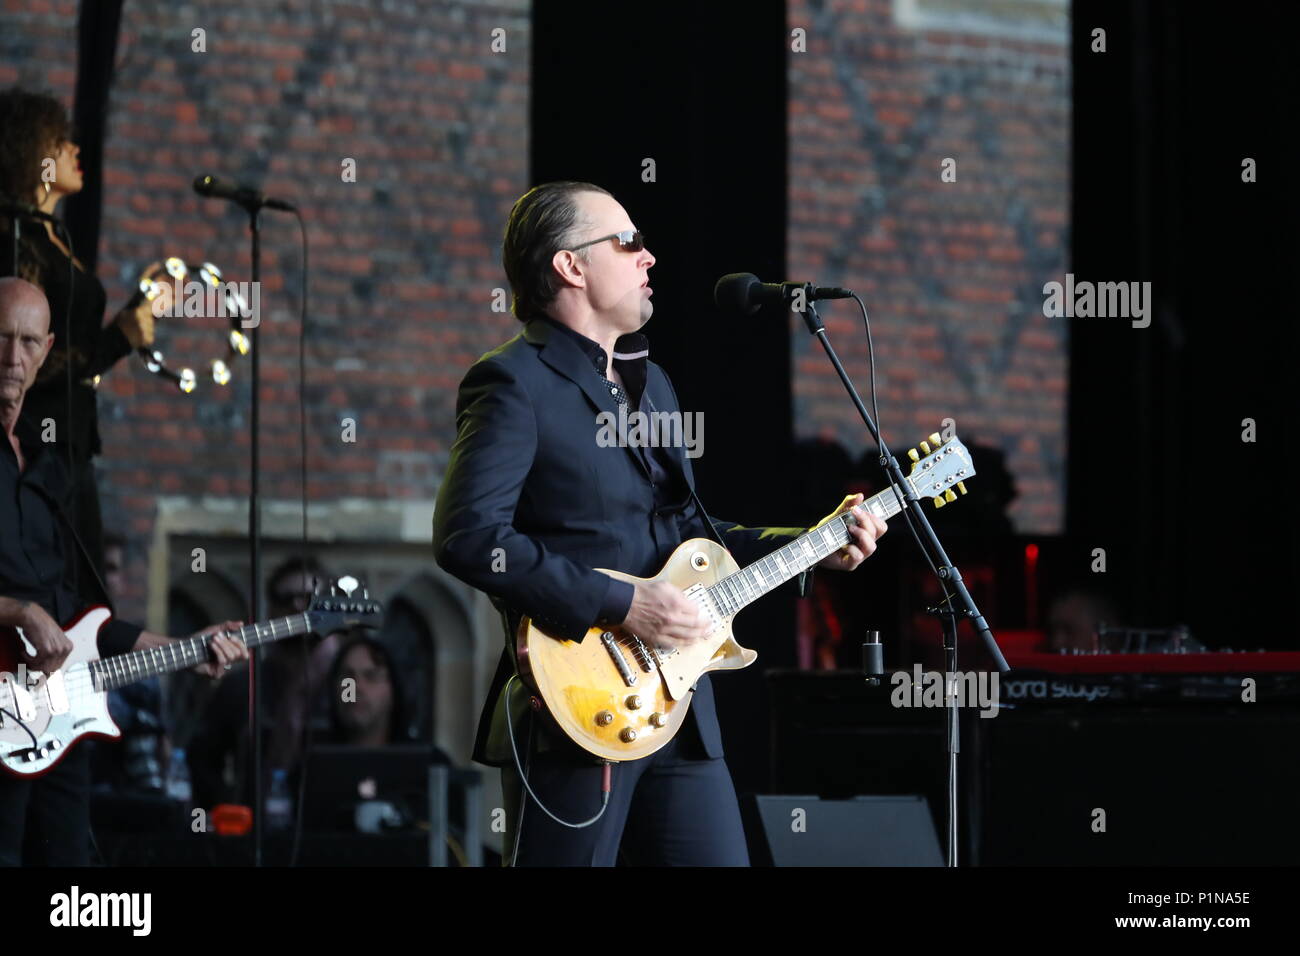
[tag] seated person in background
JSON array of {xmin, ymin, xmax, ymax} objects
[
  {"xmin": 91, "ymin": 531, "xmax": 170, "ymax": 796},
  {"xmin": 1046, "ymin": 586, "xmax": 1120, "ymax": 653},
  {"xmin": 324, "ymin": 631, "xmax": 421, "ymax": 748},
  {"xmin": 187, "ymin": 555, "xmax": 339, "ymax": 811}
]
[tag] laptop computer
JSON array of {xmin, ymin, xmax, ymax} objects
[{"xmin": 301, "ymin": 744, "xmax": 450, "ymax": 832}]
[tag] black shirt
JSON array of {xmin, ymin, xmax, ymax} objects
[
  {"xmin": 3, "ymin": 225, "xmax": 133, "ymax": 463},
  {"xmin": 1, "ymin": 416, "xmax": 140, "ymax": 656}
]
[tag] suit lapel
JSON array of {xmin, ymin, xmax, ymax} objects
[
  {"xmin": 526, "ymin": 318, "xmax": 652, "ymax": 481},
  {"xmin": 643, "ymin": 371, "xmax": 694, "ymax": 491}
]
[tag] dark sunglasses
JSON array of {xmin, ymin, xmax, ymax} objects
[{"xmin": 568, "ymin": 229, "xmax": 645, "ymax": 253}]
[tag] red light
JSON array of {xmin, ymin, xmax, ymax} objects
[{"xmin": 1024, "ymin": 543, "xmax": 1040, "ymax": 628}]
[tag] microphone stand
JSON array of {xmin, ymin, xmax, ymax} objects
[
  {"xmin": 246, "ymin": 203, "xmax": 264, "ymax": 867},
  {"xmin": 796, "ymin": 299, "xmax": 1008, "ymax": 867},
  {"xmin": 195, "ymin": 180, "xmax": 295, "ymax": 867}
]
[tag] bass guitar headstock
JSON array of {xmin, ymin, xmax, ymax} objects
[{"xmin": 305, "ymin": 576, "xmax": 384, "ymax": 634}]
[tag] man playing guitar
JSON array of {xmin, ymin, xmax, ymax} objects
[
  {"xmin": 0, "ymin": 277, "xmax": 247, "ymax": 866},
  {"xmin": 433, "ymin": 182, "xmax": 887, "ymax": 866}
]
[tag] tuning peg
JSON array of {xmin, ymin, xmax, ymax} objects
[
  {"xmin": 919, "ymin": 440, "xmax": 931, "ymax": 455},
  {"xmin": 932, "ymin": 496, "xmax": 945, "ymax": 508},
  {"xmin": 362, "ymin": 587, "xmax": 370, "ymax": 600},
  {"xmin": 956, "ymin": 481, "xmax": 967, "ymax": 495},
  {"xmin": 329, "ymin": 584, "xmax": 338, "ymax": 597},
  {"xmin": 907, "ymin": 448, "xmax": 919, "ymax": 462},
  {"xmin": 943, "ymin": 489, "xmax": 956, "ymax": 503},
  {"xmin": 928, "ymin": 432, "xmax": 942, "ymax": 446}
]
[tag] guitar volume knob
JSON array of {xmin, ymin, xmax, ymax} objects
[
  {"xmin": 595, "ymin": 710, "xmax": 614, "ymax": 726},
  {"xmin": 625, "ymin": 695, "xmax": 643, "ymax": 710},
  {"xmin": 619, "ymin": 727, "xmax": 638, "ymax": 743},
  {"xmin": 649, "ymin": 712, "xmax": 668, "ymax": 728}
]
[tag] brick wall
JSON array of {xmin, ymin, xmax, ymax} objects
[
  {"xmin": 788, "ymin": 0, "xmax": 1069, "ymax": 532},
  {"xmin": 3, "ymin": 1, "xmax": 531, "ymax": 622},
  {"xmin": 1, "ymin": 0, "xmax": 1067, "ymax": 627}
]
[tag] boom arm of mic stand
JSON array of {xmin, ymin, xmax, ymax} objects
[{"xmin": 796, "ymin": 302, "xmax": 1008, "ymax": 673}]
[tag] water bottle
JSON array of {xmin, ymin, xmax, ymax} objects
[
  {"xmin": 266, "ymin": 768, "xmax": 292, "ymax": 831},
  {"xmin": 165, "ymin": 747, "xmax": 192, "ymax": 807}
]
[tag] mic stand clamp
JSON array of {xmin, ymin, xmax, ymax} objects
[{"xmin": 924, "ymin": 603, "xmax": 976, "ymax": 867}]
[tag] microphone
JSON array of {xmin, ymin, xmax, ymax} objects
[
  {"xmin": 0, "ymin": 197, "xmax": 59, "ymax": 223},
  {"xmin": 714, "ymin": 272, "xmax": 854, "ymax": 315},
  {"xmin": 192, "ymin": 174, "xmax": 296, "ymax": 212}
]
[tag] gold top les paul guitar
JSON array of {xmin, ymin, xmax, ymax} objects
[{"xmin": 517, "ymin": 431, "xmax": 976, "ymax": 762}]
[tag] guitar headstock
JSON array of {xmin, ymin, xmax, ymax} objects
[
  {"xmin": 904, "ymin": 431, "xmax": 976, "ymax": 508},
  {"xmin": 306, "ymin": 577, "xmax": 384, "ymax": 634}
]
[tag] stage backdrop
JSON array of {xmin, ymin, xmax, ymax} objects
[{"xmin": 787, "ymin": 0, "xmax": 1069, "ymax": 533}]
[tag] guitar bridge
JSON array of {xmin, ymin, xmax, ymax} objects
[
  {"xmin": 0, "ymin": 672, "xmax": 37, "ymax": 723},
  {"xmin": 600, "ymin": 631, "xmax": 638, "ymax": 687}
]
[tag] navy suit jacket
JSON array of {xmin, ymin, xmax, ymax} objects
[{"xmin": 433, "ymin": 316, "xmax": 808, "ymax": 767}]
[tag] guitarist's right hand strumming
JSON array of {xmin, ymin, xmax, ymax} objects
[
  {"xmin": 11, "ymin": 603, "xmax": 73, "ymax": 674},
  {"xmin": 621, "ymin": 580, "xmax": 711, "ymax": 650}
]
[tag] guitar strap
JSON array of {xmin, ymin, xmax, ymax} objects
[
  {"xmin": 641, "ymin": 388, "xmax": 725, "ymax": 548},
  {"xmin": 646, "ymin": 389, "xmax": 813, "ymax": 597}
]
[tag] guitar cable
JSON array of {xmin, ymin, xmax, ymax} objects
[
  {"xmin": 0, "ymin": 706, "xmax": 39, "ymax": 749},
  {"xmin": 503, "ymin": 675, "xmax": 611, "ymax": 837},
  {"xmin": 850, "ymin": 292, "xmax": 950, "ymax": 593}
]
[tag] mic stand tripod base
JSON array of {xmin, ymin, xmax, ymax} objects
[{"xmin": 924, "ymin": 603, "xmax": 976, "ymax": 867}]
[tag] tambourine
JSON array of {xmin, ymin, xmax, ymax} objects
[{"xmin": 131, "ymin": 257, "xmax": 252, "ymax": 393}]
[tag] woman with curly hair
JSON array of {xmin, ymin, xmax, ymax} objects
[{"xmin": 0, "ymin": 86, "xmax": 159, "ymax": 593}]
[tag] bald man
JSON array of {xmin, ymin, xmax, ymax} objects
[{"xmin": 0, "ymin": 277, "xmax": 247, "ymax": 866}]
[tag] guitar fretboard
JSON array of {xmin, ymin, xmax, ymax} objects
[
  {"xmin": 705, "ymin": 485, "xmax": 908, "ymax": 617},
  {"xmin": 90, "ymin": 613, "xmax": 314, "ymax": 692}
]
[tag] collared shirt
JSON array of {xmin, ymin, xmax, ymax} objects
[
  {"xmin": 1, "ymin": 416, "xmax": 140, "ymax": 656},
  {"xmin": 536, "ymin": 315, "xmax": 696, "ymax": 625}
]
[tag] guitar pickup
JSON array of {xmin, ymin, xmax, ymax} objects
[
  {"xmin": 626, "ymin": 633, "xmax": 658, "ymax": 672},
  {"xmin": 44, "ymin": 670, "xmax": 69, "ymax": 716},
  {"xmin": 683, "ymin": 583, "xmax": 723, "ymax": 634}
]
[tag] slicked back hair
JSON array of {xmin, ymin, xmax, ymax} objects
[{"xmin": 502, "ymin": 181, "xmax": 612, "ymax": 322}]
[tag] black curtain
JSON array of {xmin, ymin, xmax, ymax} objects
[
  {"xmin": 531, "ymin": 0, "xmax": 790, "ymax": 793},
  {"xmin": 1069, "ymin": 1, "xmax": 1299, "ymax": 644}
]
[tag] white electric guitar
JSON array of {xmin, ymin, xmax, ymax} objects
[{"xmin": 0, "ymin": 583, "xmax": 383, "ymax": 778}]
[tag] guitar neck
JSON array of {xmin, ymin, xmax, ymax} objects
[
  {"xmin": 91, "ymin": 613, "xmax": 314, "ymax": 692},
  {"xmin": 708, "ymin": 485, "xmax": 909, "ymax": 616}
]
